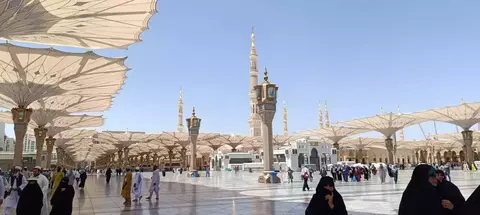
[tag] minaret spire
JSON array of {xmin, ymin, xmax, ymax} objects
[
  {"xmin": 398, "ymin": 105, "xmax": 404, "ymax": 140},
  {"xmin": 177, "ymin": 88, "xmax": 184, "ymax": 133},
  {"xmin": 324, "ymin": 101, "xmax": 330, "ymax": 128},
  {"xmin": 283, "ymin": 101, "xmax": 288, "ymax": 136},
  {"xmin": 318, "ymin": 102, "xmax": 324, "ymax": 129},
  {"xmin": 250, "ymin": 27, "xmax": 257, "ymax": 55},
  {"xmin": 248, "ymin": 27, "xmax": 261, "ymax": 136},
  {"xmin": 380, "ymin": 106, "xmax": 384, "ymax": 114}
]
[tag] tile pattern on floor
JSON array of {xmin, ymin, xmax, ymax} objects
[{"xmin": 2, "ymin": 170, "xmax": 480, "ymax": 215}]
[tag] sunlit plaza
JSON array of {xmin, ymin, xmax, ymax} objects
[
  {"xmin": 69, "ymin": 170, "xmax": 480, "ymax": 215},
  {"xmin": 1, "ymin": 1, "xmax": 480, "ymax": 215}
]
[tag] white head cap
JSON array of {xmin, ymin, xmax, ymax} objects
[
  {"xmin": 14, "ymin": 166, "xmax": 22, "ymax": 171},
  {"xmin": 34, "ymin": 166, "xmax": 42, "ymax": 170}
]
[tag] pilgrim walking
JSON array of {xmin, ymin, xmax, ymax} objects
[
  {"xmin": 146, "ymin": 165, "xmax": 160, "ymax": 200},
  {"xmin": 16, "ymin": 178, "xmax": 44, "ymax": 215},
  {"xmin": 31, "ymin": 166, "xmax": 49, "ymax": 215},
  {"xmin": 50, "ymin": 177, "xmax": 75, "ymax": 215},
  {"xmin": 106, "ymin": 167, "xmax": 112, "ymax": 184},
  {"xmin": 4, "ymin": 166, "xmax": 27, "ymax": 215},
  {"xmin": 132, "ymin": 167, "xmax": 144, "ymax": 202},
  {"xmin": 122, "ymin": 168, "xmax": 133, "ymax": 206}
]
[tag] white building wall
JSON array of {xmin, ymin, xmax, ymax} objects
[
  {"xmin": 5, "ymin": 137, "xmax": 14, "ymax": 152},
  {"xmin": 23, "ymin": 134, "xmax": 36, "ymax": 153}
]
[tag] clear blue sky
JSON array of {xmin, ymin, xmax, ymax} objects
[{"xmin": 5, "ymin": 0, "xmax": 480, "ymax": 139}]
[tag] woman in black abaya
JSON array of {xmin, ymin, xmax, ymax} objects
[
  {"xmin": 435, "ymin": 170, "xmax": 465, "ymax": 215},
  {"xmin": 50, "ymin": 177, "xmax": 75, "ymax": 215},
  {"xmin": 79, "ymin": 169, "xmax": 87, "ymax": 189},
  {"xmin": 463, "ymin": 185, "xmax": 480, "ymax": 215},
  {"xmin": 305, "ymin": 176, "xmax": 347, "ymax": 215},
  {"xmin": 16, "ymin": 178, "xmax": 44, "ymax": 215},
  {"xmin": 398, "ymin": 164, "xmax": 442, "ymax": 215}
]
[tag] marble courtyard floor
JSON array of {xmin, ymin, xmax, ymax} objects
[{"xmin": 3, "ymin": 170, "xmax": 480, "ymax": 215}]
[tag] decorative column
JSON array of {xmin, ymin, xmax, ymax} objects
[
  {"xmin": 123, "ymin": 148, "xmax": 130, "ymax": 168},
  {"xmin": 384, "ymin": 138, "xmax": 394, "ymax": 164},
  {"xmin": 34, "ymin": 127, "xmax": 47, "ymax": 166},
  {"xmin": 180, "ymin": 147, "xmax": 187, "ymax": 168},
  {"xmin": 168, "ymin": 150, "xmax": 174, "ymax": 170},
  {"xmin": 56, "ymin": 147, "xmax": 64, "ymax": 167},
  {"xmin": 111, "ymin": 155, "xmax": 115, "ymax": 166},
  {"xmin": 146, "ymin": 153, "xmax": 151, "ymax": 166},
  {"xmin": 45, "ymin": 137, "xmax": 56, "ymax": 168},
  {"xmin": 333, "ymin": 142, "xmax": 340, "ymax": 162},
  {"xmin": 357, "ymin": 148, "xmax": 364, "ymax": 163},
  {"xmin": 134, "ymin": 156, "xmax": 139, "ymax": 167},
  {"xmin": 462, "ymin": 130, "xmax": 474, "ymax": 164},
  {"xmin": 153, "ymin": 153, "xmax": 158, "ymax": 166},
  {"xmin": 253, "ymin": 67, "xmax": 278, "ymax": 172},
  {"xmin": 186, "ymin": 107, "xmax": 201, "ymax": 171},
  {"xmin": 12, "ymin": 107, "xmax": 33, "ymax": 166},
  {"xmin": 117, "ymin": 150, "xmax": 123, "ymax": 167}
]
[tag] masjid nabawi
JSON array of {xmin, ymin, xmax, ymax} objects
[{"xmin": 197, "ymin": 29, "xmax": 424, "ymax": 172}]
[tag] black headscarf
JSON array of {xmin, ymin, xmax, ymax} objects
[
  {"xmin": 16, "ymin": 179, "xmax": 44, "ymax": 215},
  {"xmin": 463, "ymin": 185, "xmax": 480, "ymax": 215},
  {"xmin": 50, "ymin": 177, "xmax": 75, "ymax": 215},
  {"xmin": 398, "ymin": 164, "xmax": 442, "ymax": 215},
  {"xmin": 436, "ymin": 170, "xmax": 465, "ymax": 215},
  {"xmin": 305, "ymin": 176, "xmax": 347, "ymax": 215}
]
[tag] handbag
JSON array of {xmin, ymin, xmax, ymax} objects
[{"xmin": 4, "ymin": 189, "xmax": 10, "ymax": 199}]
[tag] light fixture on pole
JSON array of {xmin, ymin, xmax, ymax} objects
[
  {"xmin": 186, "ymin": 107, "xmax": 201, "ymax": 173},
  {"xmin": 253, "ymin": 67, "xmax": 279, "ymax": 183}
]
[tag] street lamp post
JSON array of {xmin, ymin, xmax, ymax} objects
[
  {"xmin": 254, "ymin": 67, "xmax": 279, "ymax": 183},
  {"xmin": 186, "ymin": 107, "xmax": 201, "ymax": 172}
]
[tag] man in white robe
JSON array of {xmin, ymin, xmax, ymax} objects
[
  {"xmin": 4, "ymin": 166, "xmax": 27, "ymax": 215},
  {"xmin": 32, "ymin": 166, "xmax": 50, "ymax": 215},
  {"xmin": 132, "ymin": 167, "xmax": 144, "ymax": 202},
  {"xmin": 146, "ymin": 165, "xmax": 160, "ymax": 200}
]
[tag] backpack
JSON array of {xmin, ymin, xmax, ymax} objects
[{"xmin": 303, "ymin": 172, "xmax": 309, "ymax": 179}]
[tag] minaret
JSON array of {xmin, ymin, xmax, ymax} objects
[
  {"xmin": 324, "ymin": 101, "xmax": 330, "ymax": 128},
  {"xmin": 397, "ymin": 105, "xmax": 404, "ymax": 140},
  {"xmin": 248, "ymin": 27, "xmax": 261, "ymax": 136},
  {"xmin": 177, "ymin": 88, "xmax": 184, "ymax": 133},
  {"xmin": 380, "ymin": 106, "xmax": 385, "ymax": 114},
  {"xmin": 282, "ymin": 101, "xmax": 288, "ymax": 136},
  {"xmin": 318, "ymin": 102, "xmax": 324, "ymax": 129}
]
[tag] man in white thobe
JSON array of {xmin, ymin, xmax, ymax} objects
[
  {"xmin": 4, "ymin": 166, "xmax": 27, "ymax": 215},
  {"xmin": 146, "ymin": 165, "xmax": 160, "ymax": 200},
  {"xmin": 32, "ymin": 166, "xmax": 50, "ymax": 215},
  {"xmin": 132, "ymin": 167, "xmax": 144, "ymax": 202}
]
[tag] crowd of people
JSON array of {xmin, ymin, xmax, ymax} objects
[
  {"xmin": 1, "ymin": 162, "xmax": 479, "ymax": 215},
  {"xmin": 0, "ymin": 166, "xmax": 87, "ymax": 215},
  {"xmin": 303, "ymin": 163, "xmax": 479, "ymax": 215},
  {"xmin": 119, "ymin": 165, "xmax": 161, "ymax": 206},
  {"xmin": 297, "ymin": 163, "xmax": 401, "ymax": 192}
]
